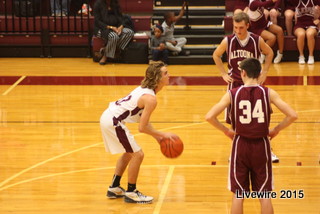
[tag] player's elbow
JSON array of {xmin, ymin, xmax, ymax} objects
[
  {"xmin": 290, "ymin": 112, "xmax": 298, "ymax": 122},
  {"xmin": 138, "ymin": 126, "xmax": 146, "ymax": 133},
  {"xmin": 138, "ymin": 124, "xmax": 149, "ymax": 134},
  {"xmin": 205, "ymin": 114, "xmax": 213, "ymax": 123}
]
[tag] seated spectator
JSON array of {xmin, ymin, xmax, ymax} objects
[
  {"xmin": 150, "ymin": 25, "xmax": 169, "ymax": 65},
  {"xmin": 234, "ymin": 0, "xmax": 249, "ymax": 14},
  {"xmin": 266, "ymin": 0, "xmax": 282, "ymax": 25},
  {"xmin": 93, "ymin": 0, "xmax": 134, "ymax": 65},
  {"xmin": 284, "ymin": 0, "xmax": 298, "ymax": 36},
  {"xmin": 50, "ymin": 0, "xmax": 70, "ymax": 16},
  {"xmin": 248, "ymin": 0, "xmax": 284, "ymax": 64},
  {"xmin": 162, "ymin": 1, "xmax": 189, "ymax": 56},
  {"xmin": 294, "ymin": 0, "xmax": 320, "ymax": 64}
]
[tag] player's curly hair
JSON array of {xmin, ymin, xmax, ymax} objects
[{"xmin": 141, "ymin": 61, "xmax": 166, "ymax": 90}]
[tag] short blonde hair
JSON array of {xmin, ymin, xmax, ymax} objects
[
  {"xmin": 141, "ymin": 61, "xmax": 165, "ymax": 90},
  {"xmin": 233, "ymin": 12, "xmax": 250, "ymax": 24}
]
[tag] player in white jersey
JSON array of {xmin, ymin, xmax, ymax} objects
[{"xmin": 100, "ymin": 61, "xmax": 178, "ymax": 204}]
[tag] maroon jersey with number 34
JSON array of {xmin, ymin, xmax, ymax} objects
[{"xmin": 229, "ymin": 85, "xmax": 272, "ymax": 138}]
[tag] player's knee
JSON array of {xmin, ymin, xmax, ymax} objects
[{"xmin": 134, "ymin": 150, "xmax": 144, "ymax": 160}]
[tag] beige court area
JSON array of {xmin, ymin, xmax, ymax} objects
[{"xmin": 0, "ymin": 58, "xmax": 319, "ymax": 214}]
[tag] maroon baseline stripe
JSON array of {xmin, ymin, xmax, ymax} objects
[{"xmin": 0, "ymin": 76, "xmax": 317, "ymax": 85}]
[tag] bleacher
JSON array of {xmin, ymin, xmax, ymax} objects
[
  {"xmin": 2, "ymin": 0, "xmax": 318, "ymax": 63},
  {"xmin": 152, "ymin": 0, "xmax": 225, "ymax": 64},
  {"xmin": 224, "ymin": 0, "xmax": 320, "ymax": 61},
  {"xmin": 0, "ymin": 0, "xmax": 151, "ymax": 58}
]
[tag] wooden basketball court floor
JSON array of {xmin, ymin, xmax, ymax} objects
[{"xmin": 0, "ymin": 58, "xmax": 319, "ymax": 214}]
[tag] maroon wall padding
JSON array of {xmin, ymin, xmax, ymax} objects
[
  {"xmin": 91, "ymin": 36, "xmax": 105, "ymax": 52},
  {"xmin": 50, "ymin": 34, "xmax": 88, "ymax": 45},
  {"xmin": 0, "ymin": 17, "xmax": 42, "ymax": 32},
  {"xmin": 132, "ymin": 16, "xmax": 151, "ymax": 31},
  {"xmin": 126, "ymin": 0, "xmax": 152, "ymax": 13},
  {"xmin": 1, "ymin": 15, "xmax": 149, "ymax": 33},
  {"xmin": 45, "ymin": 16, "xmax": 92, "ymax": 33},
  {"xmin": 0, "ymin": 34, "xmax": 41, "ymax": 44}
]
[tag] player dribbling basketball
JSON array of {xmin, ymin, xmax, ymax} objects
[{"xmin": 100, "ymin": 61, "xmax": 178, "ymax": 203}]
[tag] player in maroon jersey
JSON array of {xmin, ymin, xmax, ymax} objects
[
  {"xmin": 213, "ymin": 12, "xmax": 279, "ymax": 163},
  {"xmin": 213, "ymin": 12, "xmax": 273, "ymax": 89},
  {"xmin": 234, "ymin": 0, "xmax": 250, "ymax": 14},
  {"xmin": 248, "ymin": 0, "xmax": 284, "ymax": 64},
  {"xmin": 294, "ymin": 0, "xmax": 320, "ymax": 64},
  {"xmin": 206, "ymin": 58, "xmax": 297, "ymax": 214}
]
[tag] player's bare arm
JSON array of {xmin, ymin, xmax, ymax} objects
[
  {"xmin": 138, "ymin": 94, "xmax": 177, "ymax": 142},
  {"xmin": 259, "ymin": 37, "xmax": 274, "ymax": 84},
  {"xmin": 269, "ymin": 89, "xmax": 298, "ymax": 139},
  {"xmin": 213, "ymin": 38, "xmax": 234, "ymax": 84},
  {"xmin": 205, "ymin": 92, "xmax": 235, "ymax": 139}
]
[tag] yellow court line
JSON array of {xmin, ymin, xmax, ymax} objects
[
  {"xmin": 0, "ymin": 167, "xmax": 115, "ymax": 192},
  {"xmin": 2, "ymin": 76, "xmax": 26, "ymax": 96},
  {"xmin": 0, "ymin": 142, "xmax": 102, "ymax": 188},
  {"xmin": 0, "ymin": 122, "xmax": 206, "ymax": 189},
  {"xmin": 153, "ymin": 166, "xmax": 175, "ymax": 214},
  {"xmin": 303, "ymin": 75, "xmax": 308, "ymax": 86},
  {"xmin": 0, "ymin": 110, "xmax": 317, "ymax": 191},
  {"xmin": 0, "ymin": 104, "xmax": 318, "ymax": 191}
]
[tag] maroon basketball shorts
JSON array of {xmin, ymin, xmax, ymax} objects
[{"xmin": 228, "ymin": 135, "xmax": 273, "ymax": 193}]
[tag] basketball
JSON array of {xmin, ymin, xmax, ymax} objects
[{"xmin": 160, "ymin": 137, "xmax": 184, "ymax": 158}]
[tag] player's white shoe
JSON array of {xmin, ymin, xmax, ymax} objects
[
  {"xmin": 271, "ymin": 152, "xmax": 279, "ymax": 163},
  {"xmin": 124, "ymin": 190, "xmax": 153, "ymax": 204},
  {"xmin": 107, "ymin": 186, "xmax": 125, "ymax": 198}
]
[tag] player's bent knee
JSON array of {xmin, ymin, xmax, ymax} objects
[{"xmin": 134, "ymin": 150, "xmax": 144, "ymax": 160}]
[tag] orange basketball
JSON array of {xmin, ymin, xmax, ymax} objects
[{"xmin": 160, "ymin": 137, "xmax": 184, "ymax": 158}]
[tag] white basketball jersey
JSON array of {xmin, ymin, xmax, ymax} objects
[{"xmin": 108, "ymin": 86, "xmax": 155, "ymax": 123}]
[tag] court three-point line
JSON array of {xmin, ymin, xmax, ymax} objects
[{"xmin": 2, "ymin": 76, "xmax": 26, "ymax": 96}]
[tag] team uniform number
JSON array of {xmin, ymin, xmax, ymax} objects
[
  {"xmin": 239, "ymin": 99, "xmax": 264, "ymax": 124},
  {"xmin": 115, "ymin": 95, "xmax": 132, "ymax": 106}
]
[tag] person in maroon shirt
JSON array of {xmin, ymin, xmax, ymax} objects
[
  {"xmin": 234, "ymin": 0, "xmax": 249, "ymax": 14},
  {"xmin": 248, "ymin": 0, "xmax": 284, "ymax": 64},
  {"xmin": 284, "ymin": 0, "xmax": 299, "ymax": 35},
  {"xmin": 266, "ymin": 0, "xmax": 283, "ymax": 25},
  {"xmin": 294, "ymin": 0, "xmax": 320, "ymax": 64},
  {"xmin": 206, "ymin": 58, "xmax": 297, "ymax": 214}
]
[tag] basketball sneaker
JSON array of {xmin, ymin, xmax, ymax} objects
[
  {"xmin": 107, "ymin": 186, "xmax": 125, "ymax": 199},
  {"xmin": 124, "ymin": 190, "xmax": 153, "ymax": 204},
  {"xmin": 271, "ymin": 151, "xmax": 279, "ymax": 163}
]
